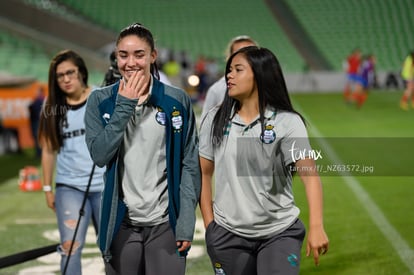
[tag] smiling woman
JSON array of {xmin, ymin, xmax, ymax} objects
[
  {"xmin": 84, "ymin": 22, "xmax": 201, "ymax": 275},
  {"xmin": 114, "ymin": 24, "xmax": 158, "ymax": 106}
]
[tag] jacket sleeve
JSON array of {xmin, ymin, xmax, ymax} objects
[
  {"xmin": 85, "ymin": 90, "xmax": 137, "ymax": 167},
  {"xmin": 175, "ymin": 96, "xmax": 202, "ymax": 241}
]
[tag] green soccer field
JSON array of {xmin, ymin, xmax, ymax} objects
[
  {"xmin": 291, "ymin": 90, "xmax": 414, "ymax": 274},
  {"xmin": 0, "ymin": 90, "xmax": 413, "ymax": 274}
]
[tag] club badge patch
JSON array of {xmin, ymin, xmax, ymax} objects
[
  {"xmin": 260, "ymin": 124, "xmax": 276, "ymax": 144},
  {"xmin": 214, "ymin": 262, "xmax": 226, "ymax": 275},
  {"xmin": 155, "ymin": 107, "xmax": 166, "ymax": 125},
  {"xmin": 102, "ymin": 113, "xmax": 110, "ymax": 124},
  {"xmin": 171, "ymin": 109, "xmax": 183, "ymax": 132}
]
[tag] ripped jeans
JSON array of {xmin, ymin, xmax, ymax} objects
[{"xmin": 55, "ymin": 184, "xmax": 101, "ymax": 275}]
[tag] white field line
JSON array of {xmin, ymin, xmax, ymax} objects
[
  {"xmin": 15, "ymin": 218, "xmax": 56, "ymax": 224},
  {"xmin": 16, "ymin": 221, "xmax": 206, "ymax": 275},
  {"xmin": 296, "ymin": 103, "xmax": 414, "ymax": 274}
]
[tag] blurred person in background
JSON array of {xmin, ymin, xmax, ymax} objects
[
  {"xmin": 179, "ymin": 50, "xmax": 192, "ymax": 89},
  {"xmin": 343, "ymin": 48, "xmax": 362, "ymax": 103},
  {"xmin": 199, "ymin": 46, "xmax": 329, "ymax": 275},
  {"xmin": 162, "ymin": 50, "xmax": 181, "ymax": 87},
  {"xmin": 194, "ymin": 54, "xmax": 208, "ymax": 102},
  {"xmin": 102, "ymin": 51, "xmax": 122, "ymax": 86},
  {"xmin": 28, "ymin": 86, "xmax": 45, "ymax": 157},
  {"xmin": 38, "ymin": 49, "xmax": 105, "ymax": 275},
  {"xmin": 352, "ymin": 54, "xmax": 376, "ymax": 108},
  {"xmin": 201, "ymin": 35, "xmax": 258, "ymax": 120},
  {"xmin": 400, "ymin": 50, "xmax": 414, "ymax": 110},
  {"xmin": 85, "ymin": 23, "xmax": 200, "ymax": 275}
]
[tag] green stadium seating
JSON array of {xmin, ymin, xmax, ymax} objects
[
  {"xmin": 285, "ymin": 0, "xmax": 414, "ymax": 71},
  {"xmin": 0, "ymin": 29, "xmax": 105, "ymax": 85},
  {"xmin": 0, "ymin": 31, "xmax": 50, "ymax": 82},
  {"xmin": 4, "ymin": 0, "xmax": 413, "ymax": 80},
  {"xmin": 56, "ymin": 0, "xmax": 306, "ymax": 73}
]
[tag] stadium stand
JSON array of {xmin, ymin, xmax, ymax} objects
[
  {"xmin": 1, "ymin": 0, "xmax": 413, "ymax": 86},
  {"xmin": 56, "ymin": 0, "xmax": 306, "ymax": 73},
  {"xmin": 0, "ymin": 29, "xmax": 105, "ymax": 85},
  {"xmin": 265, "ymin": 0, "xmax": 333, "ymax": 71},
  {"xmin": 0, "ymin": 30, "xmax": 50, "ymax": 82},
  {"xmin": 284, "ymin": 0, "xmax": 414, "ymax": 71},
  {"xmin": 0, "ymin": 0, "xmax": 116, "ymax": 85}
]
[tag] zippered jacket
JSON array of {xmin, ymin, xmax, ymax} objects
[{"xmin": 85, "ymin": 77, "xmax": 201, "ymax": 261}]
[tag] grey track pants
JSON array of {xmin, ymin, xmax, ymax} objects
[
  {"xmin": 105, "ymin": 220, "xmax": 186, "ymax": 275},
  {"xmin": 205, "ymin": 219, "xmax": 306, "ymax": 275}
]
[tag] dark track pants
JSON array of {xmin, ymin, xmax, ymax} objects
[
  {"xmin": 205, "ymin": 219, "xmax": 306, "ymax": 275},
  {"xmin": 105, "ymin": 220, "xmax": 186, "ymax": 275}
]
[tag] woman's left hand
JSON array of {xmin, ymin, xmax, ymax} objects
[
  {"xmin": 306, "ymin": 225, "xmax": 329, "ymax": 266},
  {"xmin": 176, "ymin": 240, "xmax": 192, "ymax": 253}
]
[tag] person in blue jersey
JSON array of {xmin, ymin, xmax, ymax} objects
[
  {"xmin": 38, "ymin": 49, "xmax": 105, "ymax": 275},
  {"xmin": 84, "ymin": 23, "xmax": 201, "ymax": 275},
  {"xmin": 199, "ymin": 46, "xmax": 329, "ymax": 275}
]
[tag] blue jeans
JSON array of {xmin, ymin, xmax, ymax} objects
[{"xmin": 55, "ymin": 184, "xmax": 101, "ymax": 275}]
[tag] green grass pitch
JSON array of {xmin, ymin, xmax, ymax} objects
[{"xmin": 0, "ymin": 89, "xmax": 413, "ymax": 274}]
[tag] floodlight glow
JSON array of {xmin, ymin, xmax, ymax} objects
[{"xmin": 187, "ymin": 75, "xmax": 200, "ymax": 87}]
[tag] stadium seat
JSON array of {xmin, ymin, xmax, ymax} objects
[{"xmin": 284, "ymin": 0, "xmax": 414, "ymax": 71}]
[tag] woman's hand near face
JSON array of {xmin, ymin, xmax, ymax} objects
[{"xmin": 118, "ymin": 69, "xmax": 149, "ymax": 100}]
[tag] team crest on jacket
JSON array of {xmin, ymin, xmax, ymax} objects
[
  {"xmin": 260, "ymin": 124, "xmax": 276, "ymax": 144},
  {"xmin": 155, "ymin": 107, "xmax": 166, "ymax": 125},
  {"xmin": 171, "ymin": 109, "xmax": 183, "ymax": 132}
]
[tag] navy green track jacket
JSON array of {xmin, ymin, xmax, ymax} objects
[{"xmin": 84, "ymin": 77, "xmax": 201, "ymax": 261}]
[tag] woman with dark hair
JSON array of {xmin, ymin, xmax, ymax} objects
[
  {"xmin": 38, "ymin": 49, "xmax": 105, "ymax": 274},
  {"xmin": 85, "ymin": 23, "xmax": 200, "ymax": 275},
  {"xmin": 199, "ymin": 46, "xmax": 329, "ymax": 275}
]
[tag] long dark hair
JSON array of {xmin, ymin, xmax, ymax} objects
[
  {"xmin": 116, "ymin": 22, "xmax": 160, "ymax": 80},
  {"xmin": 38, "ymin": 49, "xmax": 88, "ymax": 151},
  {"xmin": 211, "ymin": 46, "xmax": 305, "ymax": 147}
]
